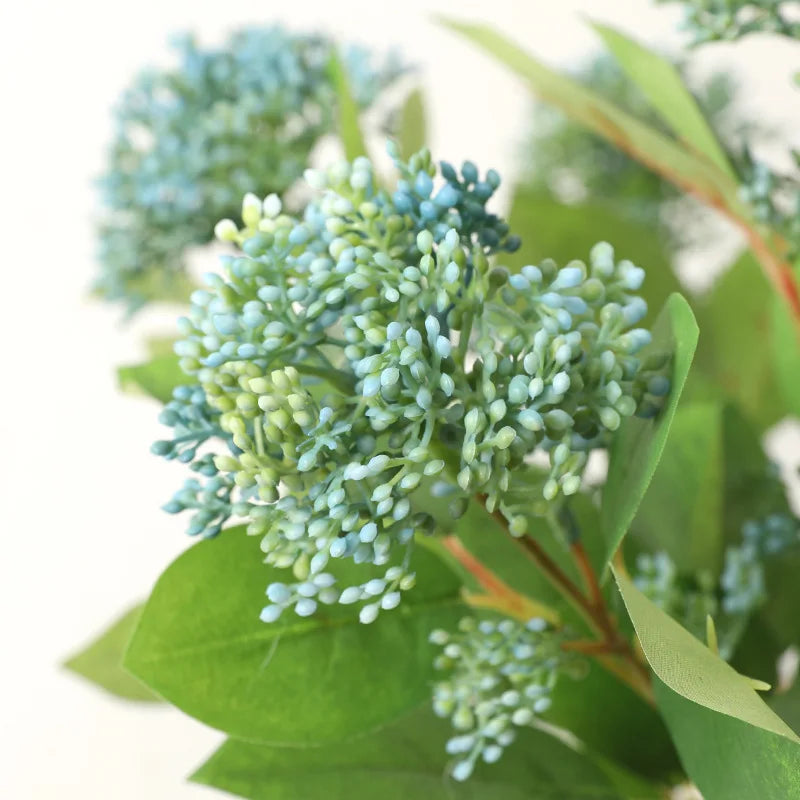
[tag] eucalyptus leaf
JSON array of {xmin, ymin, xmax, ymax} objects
[
  {"xmin": 591, "ymin": 23, "xmax": 734, "ymax": 178},
  {"xmin": 117, "ymin": 354, "xmax": 183, "ymax": 404},
  {"xmin": 654, "ymin": 678, "xmax": 800, "ymax": 800},
  {"xmin": 330, "ymin": 52, "xmax": 368, "ymax": 161},
  {"xmin": 437, "ymin": 20, "xmax": 745, "ymax": 217},
  {"xmin": 614, "ymin": 568, "xmax": 798, "ymax": 739},
  {"xmin": 64, "ymin": 604, "xmax": 161, "ymax": 702},
  {"xmin": 190, "ymin": 704, "xmax": 629, "ymax": 800},
  {"xmin": 602, "ymin": 294, "xmax": 699, "ymax": 567},
  {"xmin": 616, "ymin": 567, "xmax": 800, "ymax": 796},
  {"xmin": 125, "ymin": 526, "xmax": 465, "ymax": 745}
]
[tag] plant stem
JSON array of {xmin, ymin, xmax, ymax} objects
[{"xmin": 475, "ymin": 494, "xmax": 654, "ymax": 704}]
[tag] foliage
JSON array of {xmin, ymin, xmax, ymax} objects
[
  {"xmin": 72, "ymin": 7, "xmax": 800, "ymax": 800},
  {"xmin": 657, "ymin": 0, "xmax": 800, "ymax": 43}
]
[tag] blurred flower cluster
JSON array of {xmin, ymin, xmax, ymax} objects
[{"xmin": 97, "ymin": 26, "xmax": 403, "ymax": 310}]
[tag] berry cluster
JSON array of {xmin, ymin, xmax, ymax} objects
[
  {"xmin": 97, "ymin": 26, "xmax": 403, "ymax": 310},
  {"xmin": 153, "ymin": 145, "xmax": 665, "ymax": 625},
  {"xmin": 658, "ymin": 0, "xmax": 800, "ymax": 43},
  {"xmin": 429, "ymin": 616, "xmax": 581, "ymax": 781},
  {"xmin": 634, "ymin": 510, "xmax": 799, "ymax": 658}
]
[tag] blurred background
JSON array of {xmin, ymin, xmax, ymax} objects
[{"xmin": 1, "ymin": 0, "xmax": 798, "ymax": 796}]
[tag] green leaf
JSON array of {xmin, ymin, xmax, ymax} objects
[
  {"xmin": 770, "ymin": 278, "xmax": 800, "ymax": 419},
  {"xmin": 591, "ymin": 23, "xmax": 734, "ymax": 178},
  {"xmin": 190, "ymin": 704, "xmax": 628, "ymax": 800},
  {"xmin": 615, "ymin": 569, "xmax": 800, "ymax": 799},
  {"xmin": 601, "ymin": 294, "xmax": 699, "ymax": 567},
  {"xmin": 655, "ymin": 678, "xmax": 800, "ymax": 800},
  {"xmin": 437, "ymin": 20, "xmax": 745, "ymax": 217},
  {"xmin": 628, "ymin": 402, "xmax": 724, "ymax": 572},
  {"xmin": 117, "ymin": 353, "xmax": 183, "ymax": 404},
  {"xmin": 330, "ymin": 53, "xmax": 368, "ymax": 161},
  {"xmin": 694, "ymin": 253, "xmax": 785, "ymax": 430},
  {"xmin": 397, "ymin": 88, "xmax": 428, "ymax": 158},
  {"xmin": 64, "ymin": 605, "xmax": 161, "ymax": 702},
  {"xmin": 125, "ymin": 527, "xmax": 464, "ymax": 745},
  {"xmin": 545, "ymin": 657, "xmax": 680, "ymax": 781},
  {"xmin": 615, "ymin": 568, "xmax": 798, "ymax": 736},
  {"xmin": 505, "ymin": 189, "xmax": 683, "ymax": 330}
]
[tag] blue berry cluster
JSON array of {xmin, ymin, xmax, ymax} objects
[
  {"xmin": 738, "ymin": 149, "xmax": 800, "ymax": 258},
  {"xmin": 153, "ymin": 144, "xmax": 665, "ymax": 625},
  {"xmin": 429, "ymin": 616, "xmax": 580, "ymax": 781},
  {"xmin": 634, "ymin": 509, "xmax": 799, "ymax": 658},
  {"xmin": 658, "ymin": 0, "xmax": 800, "ymax": 43},
  {"xmin": 97, "ymin": 26, "xmax": 403, "ymax": 310}
]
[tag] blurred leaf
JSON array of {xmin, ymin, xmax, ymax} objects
[
  {"xmin": 125, "ymin": 526, "xmax": 464, "ymax": 745},
  {"xmin": 505, "ymin": 189, "xmax": 683, "ymax": 329},
  {"xmin": 602, "ymin": 294, "xmax": 699, "ymax": 567},
  {"xmin": 438, "ymin": 20, "xmax": 744, "ymax": 217},
  {"xmin": 770, "ymin": 269, "xmax": 800, "ymax": 418},
  {"xmin": 629, "ymin": 402, "xmax": 724, "ymax": 573},
  {"xmin": 117, "ymin": 354, "xmax": 183, "ymax": 404},
  {"xmin": 694, "ymin": 253, "xmax": 785, "ymax": 430},
  {"xmin": 64, "ymin": 604, "xmax": 161, "ymax": 702},
  {"xmin": 190, "ymin": 704, "xmax": 629, "ymax": 800},
  {"xmin": 591, "ymin": 24, "xmax": 734, "ymax": 178},
  {"xmin": 397, "ymin": 88, "xmax": 428, "ymax": 158},
  {"xmin": 330, "ymin": 53, "xmax": 368, "ymax": 161}
]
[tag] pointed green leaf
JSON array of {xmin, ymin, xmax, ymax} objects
[
  {"xmin": 616, "ymin": 568, "xmax": 800, "ymax": 797},
  {"xmin": 117, "ymin": 353, "xmax": 183, "ymax": 404},
  {"xmin": 190, "ymin": 705, "xmax": 629, "ymax": 800},
  {"xmin": 601, "ymin": 294, "xmax": 699, "ymax": 566},
  {"xmin": 591, "ymin": 23, "xmax": 734, "ymax": 178},
  {"xmin": 615, "ymin": 568, "xmax": 798, "ymax": 738},
  {"xmin": 437, "ymin": 19, "xmax": 745, "ymax": 218},
  {"xmin": 330, "ymin": 53, "xmax": 368, "ymax": 161},
  {"xmin": 397, "ymin": 88, "xmax": 428, "ymax": 158},
  {"xmin": 125, "ymin": 527, "xmax": 464, "ymax": 745},
  {"xmin": 64, "ymin": 604, "xmax": 161, "ymax": 702},
  {"xmin": 618, "ymin": 573, "xmax": 800, "ymax": 795},
  {"xmin": 654, "ymin": 678, "xmax": 800, "ymax": 800}
]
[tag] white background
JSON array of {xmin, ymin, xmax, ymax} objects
[{"xmin": 1, "ymin": 1, "xmax": 798, "ymax": 797}]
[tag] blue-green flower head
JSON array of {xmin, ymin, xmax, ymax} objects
[
  {"xmin": 96, "ymin": 26, "xmax": 404, "ymax": 311},
  {"xmin": 154, "ymin": 145, "xmax": 666, "ymax": 627}
]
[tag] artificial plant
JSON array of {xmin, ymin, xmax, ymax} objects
[{"xmin": 68, "ymin": 6, "xmax": 800, "ymax": 799}]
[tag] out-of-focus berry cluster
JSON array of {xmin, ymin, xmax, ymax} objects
[
  {"xmin": 738, "ymin": 149, "xmax": 800, "ymax": 259},
  {"xmin": 429, "ymin": 616, "xmax": 582, "ymax": 781},
  {"xmin": 634, "ymin": 509, "xmax": 799, "ymax": 659},
  {"xmin": 658, "ymin": 0, "xmax": 800, "ymax": 43},
  {"xmin": 97, "ymin": 27, "xmax": 403, "ymax": 310},
  {"xmin": 152, "ymin": 145, "xmax": 667, "ymax": 625}
]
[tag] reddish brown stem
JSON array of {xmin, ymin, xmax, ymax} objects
[{"xmin": 475, "ymin": 495, "xmax": 653, "ymax": 701}]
